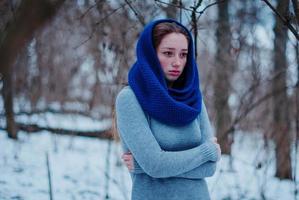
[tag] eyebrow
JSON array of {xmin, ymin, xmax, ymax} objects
[{"xmin": 160, "ymin": 47, "xmax": 188, "ymax": 51}]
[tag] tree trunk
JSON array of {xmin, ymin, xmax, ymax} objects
[
  {"xmin": 214, "ymin": 0, "xmax": 233, "ymax": 154},
  {"xmin": 162, "ymin": 0, "xmax": 179, "ymax": 19},
  {"xmin": 292, "ymin": 0, "xmax": 299, "ymax": 24},
  {"xmin": 0, "ymin": 0, "xmax": 65, "ymax": 139},
  {"xmin": 2, "ymin": 66, "xmax": 17, "ymax": 139},
  {"xmin": 272, "ymin": 0, "xmax": 292, "ymax": 179}
]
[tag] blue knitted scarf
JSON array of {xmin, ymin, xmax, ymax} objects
[{"xmin": 128, "ymin": 19, "xmax": 202, "ymax": 126}]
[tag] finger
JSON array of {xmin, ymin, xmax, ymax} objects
[
  {"xmin": 122, "ymin": 152, "xmax": 132, "ymax": 158},
  {"xmin": 122, "ymin": 156, "xmax": 129, "ymax": 161},
  {"xmin": 124, "ymin": 162, "xmax": 131, "ymax": 168},
  {"xmin": 126, "ymin": 163, "xmax": 131, "ymax": 168},
  {"xmin": 123, "ymin": 155, "xmax": 131, "ymax": 159},
  {"xmin": 123, "ymin": 154, "xmax": 133, "ymax": 158},
  {"xmin": 213, "ymin": 137, "xmax": 218, "ymax": 142},
  {"xmin": 122, "ymin": 153, "xmax": 130, "ymax": 158},
  {"xmin": 126, "ymin": 163, "xmax": 133, "ymax": 170},
  {"xmin": 210, "ymin": 137, "xmax": 217, "ymax": 143},
  {"xmin": 122, "ymin": 155, "xmax": 132, "ymax": 160}
]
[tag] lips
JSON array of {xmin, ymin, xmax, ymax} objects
[{"xmin": 168, "ymin": 70, "xmax": 181, "ymax": 77}]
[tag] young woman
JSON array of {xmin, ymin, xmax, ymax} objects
[{"xmin": 115, "ymin": 18, "xmax": 221, "ymax": 200}]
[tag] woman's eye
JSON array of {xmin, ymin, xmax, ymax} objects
[
  {"xmin": 163, "ymin": 51, "xmax": 173, "ymax": 56},
  {"xmin": 180, "ymin": 53, "xmax": 188, "ymax": 58}
]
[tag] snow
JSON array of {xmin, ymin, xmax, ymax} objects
[
  {"xmin": 0, "ymin": 130, "xmax": 131, "ymax": 200},
  {"xmin": 0, "ymin": 112, "xmax": 112, "ymax": 132},
  {"xmin": 208, "ymin": 133, "xmax": 296, "ymax": 200},
  {"xmin": 0, "ymin": 115, "xmax": 297, "ymax": 200}
]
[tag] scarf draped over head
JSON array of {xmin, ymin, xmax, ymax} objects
[{"xmin": 128, "ymin": 18, "xmax": 202, "ymax": 126}]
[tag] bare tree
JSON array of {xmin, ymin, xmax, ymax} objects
[
  {"xmin": 160, "ymin": 0, "xmax": 179, "ymax": 19},
  {"xmin": 272, "ymin": 0, "xmax": 292, "ymax": 179},
  {"xmin": 292, "ymin": 0, "xmax": 299, "ymax": 23},
  {"xmin": 214, "ymin": 0, "xmax": 234, "ymax": 154},
  {"xmin": 0, "ymin": 0, "xmax": 65, "ymax": 139}
]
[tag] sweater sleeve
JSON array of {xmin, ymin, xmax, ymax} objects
[
  {"xmin": 116, "ymin": 88, "xmax": 219, "ymax": 178},
  {"xmin": 168, "ymin": 99, "xmax": 218, "ymax": 178},
  {"xmin": 130, "ymin": 99, "xmax": 217, "ymax": 179},
  {"xmin": 132, "ymin": 159, "xmax": 216, "ymax": 179}
]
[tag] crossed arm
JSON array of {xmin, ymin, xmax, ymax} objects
[{"xmin": 116, "ymin": 88, "xmax": 221, "ymax": 179}]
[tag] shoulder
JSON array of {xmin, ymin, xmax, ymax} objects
[
  {"xmin": 115, "ymin": 86, "xmax": 146, "ymax": 119},
  {"xmin": 197, "ymin": 98, "xmax": 207, "ymax": 120},
  {"xmin": 116, "ymin": 86, "xmax": 138, "ymax": 108},
  {"xmin": 201, "ymin": 98, "xmax": 207, "ymax": 112},
  {"xmin": 116, "ymin": 86, "xmax": 135, "ymax": 102}
]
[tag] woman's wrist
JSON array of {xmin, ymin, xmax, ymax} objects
[{"xmin": 202, "ymin": 141, "xmax": 219, "ymax": 162}]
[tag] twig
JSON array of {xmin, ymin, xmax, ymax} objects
[
  {"xmin": 72, "ymin": 28, "xmax": 94, "ymax": 49},
  {"xmin": 124, "ymin": 0, "xmax": 145, "ymax": 26},
  {"xmin": 294, "ymin": 24, "xmax": 299, "ymax": 200},
  {"xmin": 73, "ymin": 3, "xmax": 128, "ymax": 49},
  {"xmin": 155, "ymin": 0, "xmax": 196, "ymax": 13},
  {"xmin": 78, "ymin": 0, "xmax": 101, "ymax": 20},
  {"xmin": 156, "ymin": 0, "xmax": 225, "ymax": 16},
  {"xmin": 190, "ymin": 0, "xmax": 226, "ymax": 32},
  {"xmin": 291, "ymin": 0, "xmax": 299, "ymax": 26},
  {"xmin": 262, "ymin": 0, "xmax": 299, "ymax": 40},
  {"xmin": 179, "ymin": 0, "xmax": 182, "ymax": 23},
  {"xmin": 103, "ymin": 170, "xmax": 129, "ymax": 200},
  {"xmin": 191, "ymin": 1, "xmax": 201, "ymax": 58},
  {"xmin": 8, "ymin": 0, "xmax": 17, "ymax": 22},
  {"xmin": 104, "ymin": 140, "xmax": 112, "ymax": 199},
  {"xmin": 219, "ymin": 84, "xmax": 296, "ymax": 141},
  {"xmin": 46, "ymin": 151, "xmax": 53, "ymax": 200},
  {"xmin": 196, "ymin": 0, "xmax": 226, "ymax": 20}
]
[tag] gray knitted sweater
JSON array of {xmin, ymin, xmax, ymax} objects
[{"xmin": 115, "ymin": 86, "xmax": 219, "ymax": 200}]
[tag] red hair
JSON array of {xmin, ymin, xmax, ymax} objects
[{"xmin": 152, "ymin": 22, "xmax": 190, "ymax": 49}]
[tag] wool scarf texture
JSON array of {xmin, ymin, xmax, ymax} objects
[{"xmin": 128, "ymin": 19, "xmax": 202, "ymax": 126}]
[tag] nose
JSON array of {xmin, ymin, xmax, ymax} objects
[{"xmin": 172, "ymin": 55, "xmax": 181, "ymax": 68}]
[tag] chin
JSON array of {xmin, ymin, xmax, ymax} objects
[{"xmin": 167, "ymin": 77, "xmax": 178, "ymax": 82}]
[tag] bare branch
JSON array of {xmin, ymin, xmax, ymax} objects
[
  {"xmin": 155, "ymin": 0, "xmax": 196, "ymax": 13},
  {"xmin": 78, "ymin": 0, "xmax": 101, "ymax": 20},
  {"xmin": 262, "ymin": 0, "xmax": 299, "ymax": 40},
  {"xmin": 73, "ymin": 3, "xmax": 128, "ymax": 49},
  {"xmin": 156, "ymin": 0, "xmax": 225, "ymax": 17},
  {"xmin": 196, "ymin": 0, "xmax": 226, "ymax": 20},
  {"xmin": 191, "ymin": 1, "xmax": 199, "ymax": 58},
  {"xmin": 189, "ymin": 0, "xmax": 226, "ymax": 32},
  {"xmin": 73, "ymin": 27, "xmax": 95, "ymax": 49},
  {"xmin": 195, "ymin": 0, "xmax": 203, "ymax": 9},
  {"xmin": 124, "ymin": 0, "xmax": 145, "ymax": 26},
  {"xmin": 219, "ymin": 83, "xmax": 296, "ymax": 141},
  {"xmin": 190, "ymin": 0, "xmax": 226, "ymax": 56},
  {"xmin": 291, "ymin": 0, "xmax": 299, "ymax": 25}
]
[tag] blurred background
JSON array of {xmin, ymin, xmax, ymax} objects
[{"xmin": 0, "ymin": 0, "xmax": 298, "ymax": 199}]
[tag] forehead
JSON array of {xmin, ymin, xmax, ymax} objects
[{"xmin": 158, "ymin": 33, "xmax": 188, "ymax": 49}]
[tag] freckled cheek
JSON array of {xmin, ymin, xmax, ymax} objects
[
  {"xmin": 157, "ymin": 55, "xmax": 165, "ymax": 69},
  {"xmin": 181, "ymin": 59, "xmax": 187, "ymax": 69},
  {"xmin": 159, "ymin": 59, "xmax": 171, "ymax": 71}
]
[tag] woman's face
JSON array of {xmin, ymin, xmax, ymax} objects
[{"xmin": 156, "ymin": 33, "xmax": 188, "ymax": 83}]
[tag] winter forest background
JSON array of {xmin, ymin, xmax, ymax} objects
[{"xmin": 0, "ymin": 0, "xmax": 299, "ymax": 199}]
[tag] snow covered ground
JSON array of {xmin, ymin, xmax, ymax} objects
[
  {"xmin": 0, "ymin": 130, "xmax": 131, "ymax": 200},
  {"xmin": 0, "ymin": 114, "xmax": 297, "ymax": 200}
]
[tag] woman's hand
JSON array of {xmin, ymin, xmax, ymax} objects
[
  {"xmin": 121, "ymin": 152, "xmax": 134, "ymax": 171},
  {"xmin": 210, "ymin": 137, "xmax": 221, "ymax": 161}
]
